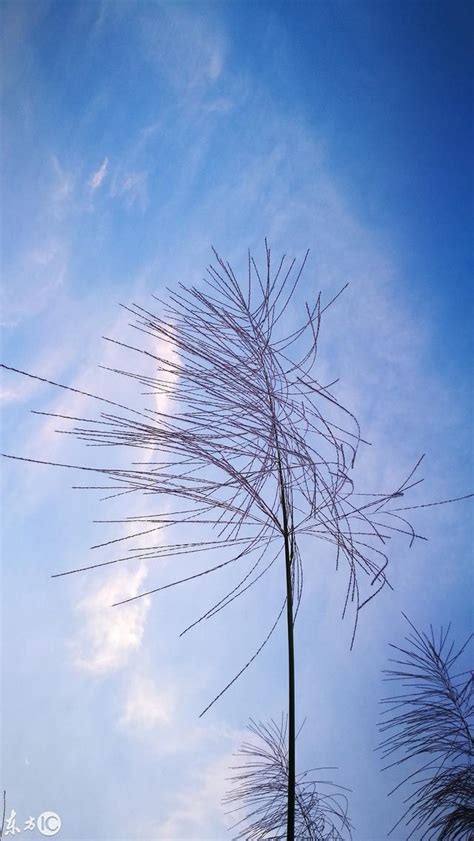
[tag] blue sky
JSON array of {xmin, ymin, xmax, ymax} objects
[{"xmin": 1, "ymin": 2, "xmax": 473, "ymax": 840}]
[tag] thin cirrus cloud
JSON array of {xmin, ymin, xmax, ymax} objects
[
  {"xmin": 1, "ymin": 239, "xmax": 69, "ymax": 327},
  {"xmin": 148, "ymin": 752, "xmax": 239, "ymax": 840},
  {"xmin": 140, "ymin": 5, "xmax": 226, "ymax": 94},
  {"xmin": 119, "ymin": 672, "xmax": 174, "ymax": 730},
  {"xmin": 51, "ymin": 154, "xmax": 75, "ymax": 208},
  {"xmin": 110, "ymin": 170, "xmax": 149, "ymax": 212},
  {"xmin": 88, "ymin": 156, "xmax": 109, "ymax": 192}
]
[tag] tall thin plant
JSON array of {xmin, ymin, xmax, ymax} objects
[{"xmin": 3, "ymin": 243, "xmax": 470, "ymax": 839}]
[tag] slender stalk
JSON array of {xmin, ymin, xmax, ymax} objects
[
  {"xmin": 271, "ymin": 437, "xmax": 296, "ymax": 839},
  {"xmin": 264, "ymin": 357, "xmax": 296, "ymax": 839},
  {"xmin": 278, "ymin": 455, "xmax": 296, "ymax": 841},
  {"xmin": 1, "ymin": 790, "xmax": 6, "ymax": 841}
]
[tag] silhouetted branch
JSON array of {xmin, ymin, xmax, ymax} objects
[{"xmin": 379, "ymin": 614, "xmax": 474, "ymax": 839}]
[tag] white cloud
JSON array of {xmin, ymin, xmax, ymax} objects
[
  {"xmin": 7, "ymin": 318, "xmax": 179, "ymax": 504},
  {"xmin": 31, "ymin": 241, "xmax": 63, "ymax": 267},
  {"xmin": 119, "ymin": 672, "xmax": 174, "ymax": 730},
  {"xmin": 0, "ymin": 378, "xmax": 34, "ymax": 404},
  {"xmin": 70, "ymin": 563, "xmax": 150, "ymax": 674},
  {"xmin": 203, "ymin": 96, "xmax": 234, "ymax": 115},
  {"xmin": 136, "ymin": 750, "xmax": 238, "ymax": 839},
  {"xmin": 207, "ymin": 45, "xmax": 223, "ymax": 82},
  {"xmin": 111, "ymin": 170, "xmax": 148, "ymax": 211},
  {"xmin": 51, "ymin": 155, "xmax": 74, "ymax": 206},
  {"xmin": 0, "ymin": 341, "xmax": 81, "ymax": 405},
  {"xmin": 37, "ymin": 328, "xmax": 179, "ymax": 675},
  {"xmin": 88, "ymin": 157, "xmax": 109, "ymax": 192},
  {"xmin": 141, "ymin": 5, "xmax": 226, "ymax": 95},
  {"xmin": 1, "ymin": 146, "xmax": 78, "ymax": 327},
  {"xmin": 1, "ymin": 239, "xmax": 68, "ymax": 326}
]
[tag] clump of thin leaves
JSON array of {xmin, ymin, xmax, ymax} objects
[
  {"xmin": 224, "ymin": 717, "xmax": 352, "ymax": 840},
  {"xmin": 379, "ymin": 614, "xmax": 474, "ymax": 840},
  {"xmin": 3, "ymin": 245, "xmax": 452, "ymax": 667}
]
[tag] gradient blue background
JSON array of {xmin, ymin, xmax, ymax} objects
[{"xmin": 1, "ymin": 2, "xmax": 472, "ymax": 839}]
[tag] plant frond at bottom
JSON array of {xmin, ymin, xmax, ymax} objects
[
  {"xmin": 414, "ymin": 765, "xmax": 474, "ymax": 840},
  {"xmin": 379, "ymin": 614, "xmax": 474, "ymax": 840},
  {"xmin": 224, "ymin": 717, "xmax": 352, "ymax": 840}
]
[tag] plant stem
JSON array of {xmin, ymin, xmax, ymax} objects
[
  {"xmin": 277, "ymin": 449, "xmax": 296, "ymax": 841},
  {"xmin": 262, "ymin": 360, "xmax": 296, "ymax": 841}
]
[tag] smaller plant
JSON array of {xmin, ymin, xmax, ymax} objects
[
  {"xmin": 379, "ymin": 614, "xmax": 474, "ymax": 840},
  {"xmin": 224, "ymin": 717, "xmax": 352, "ymax": 840}
]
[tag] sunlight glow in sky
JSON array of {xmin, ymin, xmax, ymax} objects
[{"xmin": 1, "ymin": 2, "xmax": 473, "ymax": 840}]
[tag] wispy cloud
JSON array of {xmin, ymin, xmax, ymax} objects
[
  {"xmin": 88, "ymin": 156, "xmax": 109, "ymax": 192},
  {"xmin": 140, "ymin": 5, "xmax": 226, "ymax": 95},
  {"xmin": 70, "ymin": 563, "xmax": 150, "ymax": 674},
  {"xmin": 207, "ymin": 44, "xmax": 224, "ymax": 82},
  {"xmin": 148, "ymin": 751, "xmax": 237, "ymax": 839},
  {"xmin": 111, "ymin": 170, "xmax": 148, "ymax": 211},
  {"xmin": 119, "ymin": 673, "xmax": 174, "ymax": 730},
  {"xmin": 51, "ymin": 330, "xmax": 178, "ymax": 674},
  {"xmin": 51, "ymin": 155, "xmax": 74, "ymax": 207},
  {"xmin": 203, "ymin": 96, "xmax": 235, "ymax": 114},
  {"xmin": 1, "ymin": 341, "xmax": 81, "ymax": 405},
  {"xmin": 1, "ymin": 239, "xmax": 68, "ymax": 326}
]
